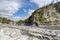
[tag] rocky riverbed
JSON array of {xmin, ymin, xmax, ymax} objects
[{"xmin": 0, "ymin": 24, "xmax": 60, "ymax": 40}]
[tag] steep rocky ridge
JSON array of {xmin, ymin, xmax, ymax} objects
[{"xmin": 24, "ymin": 2, "xmax": 60, "ymax": 25}]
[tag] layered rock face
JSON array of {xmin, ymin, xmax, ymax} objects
[
  {"xmin": 25, "ymin": 2, "xmax": 60, "ymax": 25},
  {"xmin": 0, "ymin": 24, "xmax": 60, "ymax": 40}
]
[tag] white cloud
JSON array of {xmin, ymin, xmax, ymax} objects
[
  {"xmin": 28, "ymin": 9, "xmax": 35, "ymax": 15},
  {"xmin": 1, "ymin": 15, "xmax": 22, "ymax": 21},
  {"xmin": 31, "ymin": 0, "xmax": 53, "ymax": 7},
  {"xmin": 58, "ymin": 0, "xmax": 60, "ymax": 1},
  {"xmin": 0, "ymin": 1, "xmax": 21, "ymax": 16},
  {"xmin": 9, "ymin": 16, "xmax": 22, "ymax": 21},
  {"xmin": 0, "ymin": 0, "xmax": 22, "ymax": 21},
  {"xmin": 23, "ymin": 9, "xmax": 27, "ymax": 12},
  {"xmin": 21, "ymin": 9, "xmax": 35, "ymax": 20}
]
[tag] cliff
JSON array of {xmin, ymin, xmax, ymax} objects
[{"xmin": 25, "ymin": 2, "xmax": 60, "ymax": 25}]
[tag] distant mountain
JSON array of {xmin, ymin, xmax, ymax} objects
[
  {"xmin": 24, "ymin": 2, "xmax": 60, "ymax": 25},
  {"xmin": 0, "ymin": 17, "xmax": 14, "ymax": 24}
]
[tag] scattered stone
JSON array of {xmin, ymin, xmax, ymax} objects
[{"xmin": 0, "ymin": 24, "xmax": 60, "ymax": 40}]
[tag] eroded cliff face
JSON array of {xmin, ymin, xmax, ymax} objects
[
  {"xmin": 26, "ymin": 2, "xmax": 60, "ymax": 25},
  {"xmin": 0, "ymin": 24, "xmax": 60, "ymax": 40}
]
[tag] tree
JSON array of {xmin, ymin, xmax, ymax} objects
[
  {"xmin": 0, "ymin": 17, "xmax": 14, "ymax": 24},
  {"xmin": 17, "ymin": 20, "xmax": 24, "ymax": 25}
]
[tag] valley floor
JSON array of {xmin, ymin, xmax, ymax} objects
[{"xmin": 0, "ymin": 24, "xmax": 60, "ymax": 40}]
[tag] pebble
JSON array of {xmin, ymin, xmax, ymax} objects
[{"xmin": 0, "ymin": 26, "xmax": 60, "ymax": 40}]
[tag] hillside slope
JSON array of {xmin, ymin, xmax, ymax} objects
[
  {"xmin": 24, "ymin": 2, "xmax": 60, "ymax": 25},
  {"xmin": 0, "ymin": 17, "xmax": 14, "ymax": 24}
]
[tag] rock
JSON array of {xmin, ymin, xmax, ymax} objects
[
  {"xmin": 33, "ymin": 37, "xmax": 40, "ymax": 40},
  {"xmin": 0, "ymin": 24, "xmax": 60, "ymax": 40}
]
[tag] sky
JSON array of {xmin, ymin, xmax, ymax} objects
[{"xmin": 0, "ymin": 0, "xmax": 60, "ymax": 21}]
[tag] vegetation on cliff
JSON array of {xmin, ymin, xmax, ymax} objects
[
  {"xmin": 0, "ymin": 17, "xmax": 14, "ymax": 24},
  {"xmin": 17, "ymin": 2, "xmax": 60, "ymax": 25}
]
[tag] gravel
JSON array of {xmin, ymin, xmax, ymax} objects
[{"xmin": 0, "ymin": 24, "xmax": 60, "ymax": 40}]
